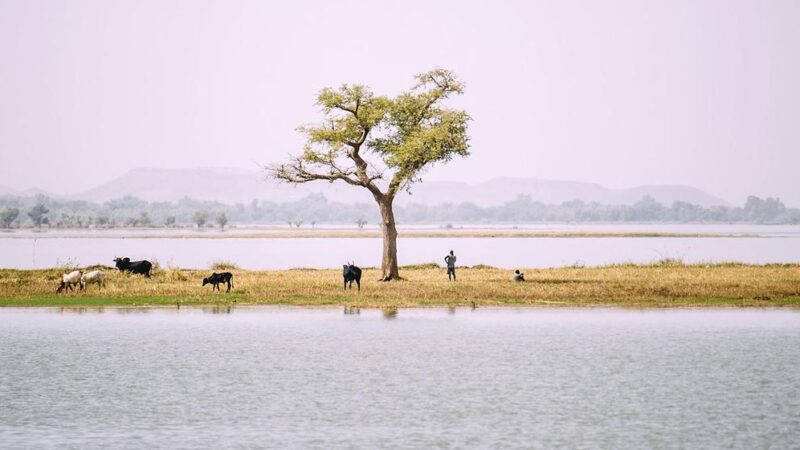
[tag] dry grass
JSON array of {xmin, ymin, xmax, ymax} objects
[{"xmin": 1, "ymin": 263, "xmax": 799, "ymax": 308}]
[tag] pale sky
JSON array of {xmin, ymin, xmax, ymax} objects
[{"xmin": 0, "ymin": 0, "xmax": 798, "ymax": 206}]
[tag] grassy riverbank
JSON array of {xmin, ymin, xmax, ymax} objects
[{"xmin": 1, "ymin": 263, "xmax": 799, "ymax": 308}]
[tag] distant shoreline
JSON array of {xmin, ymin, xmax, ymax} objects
[{"xmin": 0, "ymin": 230, "xmax": 767, "ymax": 239}]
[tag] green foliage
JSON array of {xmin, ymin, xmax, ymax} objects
[
  {"xmin": 215, "ymin": 212, "xmax": 228, "ymax": 229},
  {"xmin": 396, "ymin": 195, "xmax": 800, "ymax": 224},
  {"xmin": 400, "ymin": 262, "xmax": 440, "ymax": 270},
  {"xmin": 0, "ymin": 207, "xmax": 19, "ymax": 228},
  {"xmin": 210, "ymin": 259, "xmax": 239, "ymax": 270},
  {"xmin": 1, "ymin": 193, "xmax": 797, "ymax": 227},
  {"xmin": 744, "ymin": 196, "xmax": 786, "ymax": 222},
  {"xmin": 138, "ymin": 211, "xmax": 151, "ymax": 227},
  {"xmin": 192, "ymin": 210, "xmax": 208, "ymax": 228},
  {"xmin": 376, "ymin": 71, "xmax": 470, "ymax": 192},
  {"xmin": 273, "ymin": 69, "xmax": 471, "ymax": 198},
  {"xmin": 27, "ymin": 203, "xmax": 49, "ymax": 230}
]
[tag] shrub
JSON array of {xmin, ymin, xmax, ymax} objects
[{"xmin": 210, "ymin": 260, "xmax": 239, "ymax": 270}]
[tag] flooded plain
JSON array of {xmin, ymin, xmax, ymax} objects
[
  {"xmin": 1, "ymin": 307, "xmax": 798, "ymax": 449},
  {"xmin": 0, "ymin": 224, "xmax": 798, "ymax": 269}
]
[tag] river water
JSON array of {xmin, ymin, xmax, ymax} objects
[
  {"xmin": 0, "ymin": 224, "xmax": 798, "ymax": 269},
  {"xmin": 1, "ymin": 308, "xmax": 798, "ymax": 449}
]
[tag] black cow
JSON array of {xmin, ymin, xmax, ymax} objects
[
  {"xmin": 342, "ymin": 263, "xmax": 361, "ymax": 291},
  {"xmin": 113, "ymin": 257, "xmax": 152, "ymax": 278},
  {"xmin": 203, "ymin": 272, "xmax": 234, "ymax": 292}
]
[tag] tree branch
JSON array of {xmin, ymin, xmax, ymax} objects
[
  {"xmin": 347, "ymin": 147, "xmax": 384, "ymax": 199},
  {"xmin": 270, "ymin": 158, "xmax": 362, "ymax": 187}
]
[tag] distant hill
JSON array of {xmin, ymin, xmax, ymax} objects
[
  {"xmin": 0, "ymin": 184, "xmax": 15, "ymax": 197},
  {"xmin": 403, "ymin": 178, "xmax": 730, "ymax": 207},
  {"xmin": 66, "ymin": 167, "xmax": 730, "ymax": 207},
  {"xmin": 0, "ymin": 184, "xmax": 53, "ymax": 199},
  {"xmin": 72, "ymin": 167, "xmax": 371, "ymax": 204}
]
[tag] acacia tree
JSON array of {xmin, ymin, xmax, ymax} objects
[
  {"xmin": 270, "ymin": 69, "xmax": 470, "ymax": 280},
  {"xmin": 28, "ymin": 203, "xmax": 49, "ymax": 231},
  {"xmin": 216, "ymin": 212, "xmax": 228, "ymax": 230},
  {"xmin": 0, "ymin": 207, "xmax": 19, "ymax": 228},
  {"xmin": 192, "ymin": 210, "xmax": 208, "ymax": 228}
]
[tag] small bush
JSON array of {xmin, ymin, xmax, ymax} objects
[
  {"xmin": 654, "ymin": 258, "xmax": 684, "ymax": 267},
  {"xmin": 401, "ymin": 262, "xmax": 440, "ymax": 270},
  {"xmin": 469, "ymin": 264, "xmax": 497, "ymax": 270},
  {"xmin": 210, "ymin": 260, "xmax": 239, "ymax": 270},
  {"xmin": 165, "ymin": 268, "xmax": 188, "ymax": 282},
  {"xmin": 55, "ymin": 258, "xmax": 80, "ymax": 272}
]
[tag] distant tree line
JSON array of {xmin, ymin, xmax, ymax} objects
[
  {"xmin": 0, "ymin": 193, "xmax": 797, "ymax": 229},
  {"xmin": 398, "ymin": 195, "xmax": 799, "ymax": 224}
]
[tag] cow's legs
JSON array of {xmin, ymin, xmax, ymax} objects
[{"xmin": 226, "ymin": 281, "xmax": 231, "ymax": 293}]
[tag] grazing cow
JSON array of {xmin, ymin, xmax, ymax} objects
[
  {"xmin": 113, "ymin": 257, "xmax": 152, "ymax": 278},
  {"xmin": 56, "ymin": 270, "xmax": 83, "ymax": 294},
  {"xmin": 203, "ymin": 272, "xmax": 234, "ymax": 292},
  {"xmin": 81, "ymin": 270, "xmax": 105, "ymax": 290},
  {"xmin": 342, "ymin": 263, "xmax": 362, "ymax": 291}
]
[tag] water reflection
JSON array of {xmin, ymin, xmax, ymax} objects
[
  {"xmin": 115, "ymin": 308, "xmax": 153, "ymax": 315},
  {"xmin": 382, "ymin": 307, "xmax": 398, "ymax": 319},
  {"xmin": 202, "ymin": 305, "xmax": 233, "ymax": 314},
  {"xmin": 57, "ymin": 306, "xmax": 106, "ymax": 315},
  {"xmin": 343, "ymin": 305, "xmax": 361, "ymax": 315}
]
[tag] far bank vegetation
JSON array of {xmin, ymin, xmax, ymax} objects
[{"xmin": 0, "ymin": 194, "xmax": 797, "ymax": 230}]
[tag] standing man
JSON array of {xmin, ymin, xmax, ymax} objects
[{"xmin": 445, "ymin": 250, "xmax": 457, "ymax": 281}]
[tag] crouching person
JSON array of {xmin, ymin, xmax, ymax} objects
[{"xmin": 512, "ymin": 270, "xmax": 525, "ymax": 282}]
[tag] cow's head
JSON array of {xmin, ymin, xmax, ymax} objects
[
  {"xmin": 202, "ymin": 277, "xmax": 210, "ymax": 286},
  {"xmin": 56, "ymin": 281, "xmax": 65, "ymax": 294}
]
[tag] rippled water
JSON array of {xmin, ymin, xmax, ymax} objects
[{"xmin": 1, "ymin": 308, "xmax": 798, "ymax": 449}]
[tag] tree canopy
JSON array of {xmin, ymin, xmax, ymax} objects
[{"xmin": 272, "ymin": 69, "xmax": 470, "ymax": 201}]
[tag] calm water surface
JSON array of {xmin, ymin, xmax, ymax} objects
[
  {"xmin": 2, "ymin": 234, "xmax": 799, "ymax": 270},
  {"xmin": 1, "ymin": 308, "xmax": 798, "ymax": 449}
]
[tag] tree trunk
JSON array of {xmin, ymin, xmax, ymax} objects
[{"xmin": 377, "ymin": 197, "xmax": 400, "ymax": 281}]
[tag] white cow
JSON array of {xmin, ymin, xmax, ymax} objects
[
  {"xmin": 56, "ymin": 270, "xmax": 83, "ymax": 293},
  {"xmin": 80, "ymin": 270, "xmax": 105, "ymax": 290}
]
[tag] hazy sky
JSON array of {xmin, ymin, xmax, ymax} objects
[{"xmin": 1, "ymin": 0, "xmax": 798, "ymax": 205}]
